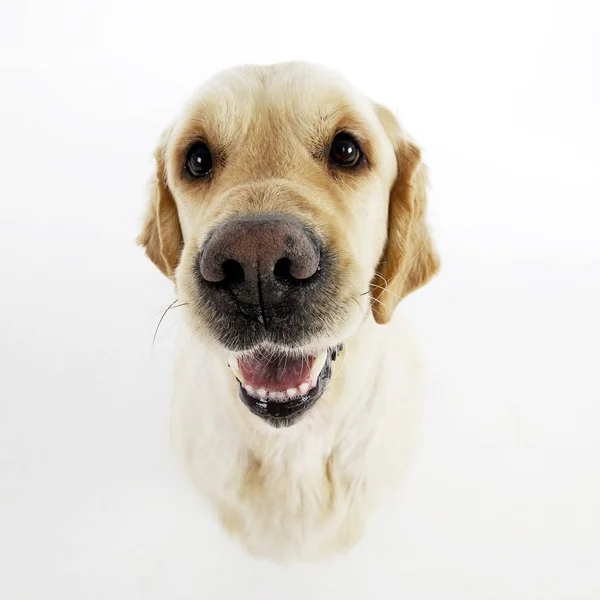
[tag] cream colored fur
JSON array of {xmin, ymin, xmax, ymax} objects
[
  {"xmin": 170, "ymin": 312, "xmax": 423, "ymax": 561},
  {"xmin": 138, "ymin": 62, "xmax": 438, "ymax": 561}
]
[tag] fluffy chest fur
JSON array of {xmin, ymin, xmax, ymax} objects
[{"xmin": 170, "ymin": 314, "xmax": 421, "ymax": 561}]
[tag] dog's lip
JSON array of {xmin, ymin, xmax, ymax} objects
[{"xmin": 230, "ymin": 344, "xmax": 343, "ymax": 427}]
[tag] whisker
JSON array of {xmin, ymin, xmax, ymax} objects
[
  {"xmin": 368, "ymin": 295, "xmax": 393, "ymax": 313},
  {"xmin": 366, "ymin": 283, "xmax": 404, "ymax": 301},
  {"xmin": 283, "ymin": 348, "xmax": 289, "ymax": 375},
  {"xmin": 367, "ymin": 239, "xmax": 430, "ymax": 307},
  {"xmin": 372, "ymin": 271, "xmax": 391, "ymax": 288},
  {"xmin": 360, "ymin": 288, "xmax": 404, "ymax": 305},
  {"xmin": 152, "ymin": 299, "xmax": 187, "ymax": 346},
  {"xmin": 153, "ymin": 302, "xmax": 188, "ymax": 316},
  {"xmin": 351, "ymin": 296, "xmax": 365, "ymax": 315}
]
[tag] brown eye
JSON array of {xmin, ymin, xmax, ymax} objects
[
  {"xmin": 329, "ymin": 132, "xmax": 362, "ymax": 168},
  {"xmin": 185, "ymin": 142, "xmax": 213, "ymax": 177}
]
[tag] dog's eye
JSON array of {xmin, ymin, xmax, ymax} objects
[
  {"xmin": 329, "ymin": 132, "xmax": 362, "ymax": 168},
  {"xmin": 185, "ymin": 142, "xmax": 213, "ymax": 178}
]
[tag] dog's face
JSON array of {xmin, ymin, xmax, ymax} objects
[{"xmin": 139, "ymin": 63, "xmax": 438, "ymax": 427}]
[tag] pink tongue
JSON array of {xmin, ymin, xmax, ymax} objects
[{"xmin": 238, "ymin": 353, "xmax": 315, "ymax": 390}]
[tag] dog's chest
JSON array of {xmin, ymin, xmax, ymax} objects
[
  {"xmin": 174, "ymin": 384, "xmax": 376, "ymax": 558},
  {"xmin": 170, "ymin": 320, "xmax": 413, "ymax": 559},
  {"xmin": 211, "ymin": 429, "xmax": 374, "ymax": 559}
]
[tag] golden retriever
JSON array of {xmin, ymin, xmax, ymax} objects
[{"xmin": 138, "ymin": 62, "xmax": 439, "ymax": 561}]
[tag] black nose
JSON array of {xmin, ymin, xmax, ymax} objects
[{"xmin": 198, "ymin": 215, "xmax": 321, "ymax": 308}]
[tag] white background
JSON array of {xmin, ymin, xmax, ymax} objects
[{"xmin": 1, "ymin": 0, "xmax": 599, "ymax": 598}]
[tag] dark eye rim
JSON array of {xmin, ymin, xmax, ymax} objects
[
  {"xmin": 327, "ymin": 131, "xmax": 365, "ymax": 169},
  {"xmin": 184, "ymin": 141, "xmax": 214, "ymax": 178}
]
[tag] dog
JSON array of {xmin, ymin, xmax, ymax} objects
[{"xmin": 138, "ymin": 62, "xmax": 439, "ymax": 561}]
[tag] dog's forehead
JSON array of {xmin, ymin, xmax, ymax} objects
[{"xmin": 176, "ymin": 63, "xmax": 377, "ymax": 143}]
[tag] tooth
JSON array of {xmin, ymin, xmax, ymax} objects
[
  {"xmin": 245, "ymin": 384, "xmax": 255, "ymax": 395},
  {"xmin": 270, "ymin": 391, "xmax": 285, "ymax": 401},
  {"xmin": 256, "ymin": 388, "xmax": 267, "ymax": 398},
  {"xmin": 309, "ymin": 350, "xmax": 327, "ymax": 382},
  {"xmin": 286, "ymin": 388, "xmax": 298, "ymax": 398},
  {"xmin": 299, "ymin": 382, "xmax": 310, "ymax": 395},
  {"xmin": 229, "ymin": 358, "xmax": 243, "ymax": 382}
]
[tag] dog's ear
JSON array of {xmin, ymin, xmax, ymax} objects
[
  {"xmin": 371, "ymin": 105, "xmax": 440, "ymax": 324},
  {"xmin": 137, "ymin": 128, "xmax": 183, "ymax": 279}
]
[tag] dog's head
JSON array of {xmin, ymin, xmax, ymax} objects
[{"xmin": 139, "ymin": 63, "xmax": 438, "ymax": 427}]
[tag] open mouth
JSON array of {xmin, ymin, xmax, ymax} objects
[{"xmin": 228, "ymin": 344, "xmax": 343, "ymax": 427}]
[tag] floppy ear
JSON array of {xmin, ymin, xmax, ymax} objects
[
  {"xmin": 371, "ymin": 105, "xmax": 440, "ymax": 324},
  {"xmin": 137, "ymin": 129, "xmax": 183, "ymax": 279}
]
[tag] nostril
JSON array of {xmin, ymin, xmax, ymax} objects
[
  {"xmin": 274, "ymin": 255, "xmax": 320, "ymax": 283},
  {"xmin": 274, "ymin": 257, "xmax": 293, "ymax": 281},
  {"xmin": 222, "ymin": 259, "xmax": 245, "ymax": 285}
]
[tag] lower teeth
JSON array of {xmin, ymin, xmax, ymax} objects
[{"xmin": 243, "ymin": 382, "xmax": 313, "ymax": 400}]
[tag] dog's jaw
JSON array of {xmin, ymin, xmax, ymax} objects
[{"xmin": 228, "ymin": 344, "xmax": 343, "ymax": 427}]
